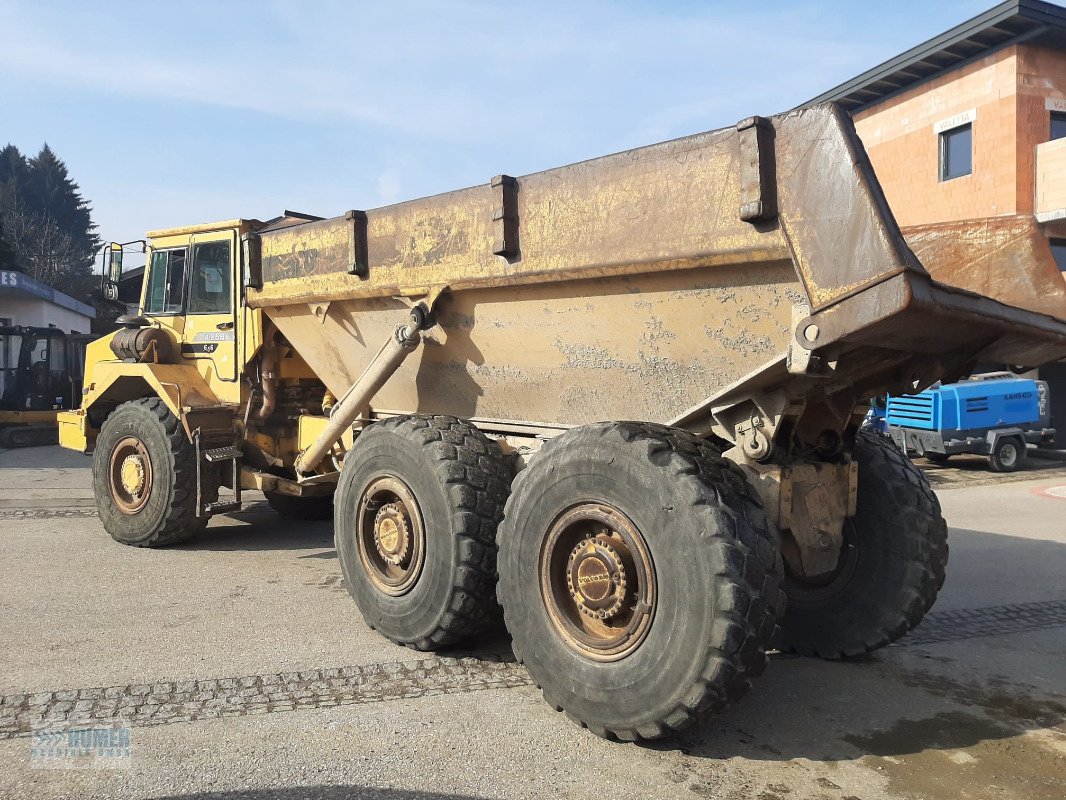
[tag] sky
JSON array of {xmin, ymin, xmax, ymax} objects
[{"xmin": 0, "ymin": 0, "xmax": 994, "ymax": 255}]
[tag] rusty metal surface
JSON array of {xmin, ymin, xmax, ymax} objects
[
  {"xmin": 265, "ymin": 261, "xmax": 801, "ymax": 426},
  {"xmin": 250, "ymin": 104, "xmax": 919, "ymax": 312},
  {"xmin": 903, "ymin": 216, "xmax": 1066, "ymax": 322},
  {"xmin": 248, "ymin": 103, "xmax": 1066, "ymax": 433}
]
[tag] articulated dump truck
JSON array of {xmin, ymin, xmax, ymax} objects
[{"xmin": 60, "ymin": 104, "xmax": 1066, "ymax": 740}]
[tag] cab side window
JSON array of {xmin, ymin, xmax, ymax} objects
[
  {"xmin": 187, "ymin": 241, "xmax": 232, "ymax": 314},
  {"xmin": 143, "ymin": 248, "xmax": 188, "ymax": 314}
]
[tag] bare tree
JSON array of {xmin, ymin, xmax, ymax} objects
[{"xmin": 0, "ymin": 197, "xmax": 84, "ymax": 293}]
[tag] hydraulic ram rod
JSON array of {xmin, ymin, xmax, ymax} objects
[{"xmin": 294, "ymin": 306, "xmax": 429, "ymax": 475}]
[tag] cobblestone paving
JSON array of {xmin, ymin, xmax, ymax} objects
[
  {"xmin": 3, "ymin": 599, "xmax": 1065, "ymax": 740},
  {"xmin": 0, "ymin": 501, "xmax": 275, "ymax": 520},
  {"xmin": 0, "ymin": 654, "xmax": 528, "ymax": 740},
  {"xmin": 0, "ymin": 508, "xmax": 100, "ymax": 519},
  {"xmin": 902, "ymin": 599, "xmax": 1066, "ymax": 646},
  {"xmin": 922, "ymin": 458, "xmax": 1066, "ymax": 489}
]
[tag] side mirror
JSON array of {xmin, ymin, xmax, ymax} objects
[
  {"xmin": 102, "ymin": 243, "xmax": 123, "ymax": 300},
  {"xmin": 100, "ymin": 240, "xmax": 146, "ymax": 302},
  {"xmin": 108, "ymin": 243, "xmax": 123, "ymax": 283}
]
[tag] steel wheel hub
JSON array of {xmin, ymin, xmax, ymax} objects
[
  {"xmin": 108, "ymin": 436, "xmax": 153, "ymax": 515},
  {"xmin": 540, "ymin": 503, "xmax": 656, "ymax": 662},
  {"xmin": 567, "ymin": 537, "xmax": 627, "ymax": 620},
  {"xmin": 356, "ymin": 476, "xmax": 426, "ymax": 597},
  {"xmin": 373, "ymin": 503, "xmax": 411, "ymax": 566},
  {"xmin": 120, "ymin": 455, "xmax": 146, "ymax": 496}
]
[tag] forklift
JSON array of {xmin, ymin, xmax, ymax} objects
[{"xmin": 0, "ymin": 325, "xmax": 92, "ymax": 447}]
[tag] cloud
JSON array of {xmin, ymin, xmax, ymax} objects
[
  {"xmin": 0, "ymin": 0, "xmax": 989, "ymax": 244},
  {"xmin": 0, "ymin": 1, "xmax": 898, "ymax": 149}
]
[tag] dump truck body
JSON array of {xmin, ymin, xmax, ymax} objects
[
  {"xmin": 248, "ymin": 106, "xmax": 1066, "ymax": 456},
  {"xmin": 63, "ymin": 103, "xmax": 1066, "ymax": 741}
]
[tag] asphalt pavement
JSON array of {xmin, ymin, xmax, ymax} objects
[{"xmin": 0, "ymin": 445, "xmax": 1063, "ymax": 800}]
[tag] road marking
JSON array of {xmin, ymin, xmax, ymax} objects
[
  {"xmin": 1034, "ymin": 484, "xmax": 1066, "ymax": 501},
  {"xmin": 2, "ymin": 599, "xmax": 1065, "ymax": 739}
]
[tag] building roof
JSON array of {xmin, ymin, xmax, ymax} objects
[
  {"xmin": 0, "ymin": 269, "xmax": 96, "ymax": 318},
  {"xmin": 804, "ymin": 0, "xmax": 1066, "ymax": 113}
]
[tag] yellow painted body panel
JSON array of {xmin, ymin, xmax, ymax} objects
[
  {"xmin": 57, "ymin": 410, "xmax": 89, "ymax": 452},
  {"xmin": 298, "ymin": 414, "xmax": 354, "ymax": 451},
  {"xmin": 146, "ymin": 218, "xmax": 249, "ymax": 239},
  {"xmin": 0, "ymin": 410, "xmax": 59, "ymax": 425},
  {"xmin": 83, "ymin": 361, "xmax": 223, "ymax": 418}
]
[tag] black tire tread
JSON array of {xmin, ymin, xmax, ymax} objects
[
  {"xmin": 780, "ymin": 428, "xmax": 948, "ymax": 659},
  {"xmin": 344, "ymin": 414, "xmax": 509, "ymax": 650},
  {"xmin": 265, "ymin": 491, "xmax": 333, "ymax": 521},
  {"xmin": 93, "ymin": 397, "xmax": 215, "ymax": 548},
  {"xmin": 498, "ymin": 421, "xmax": 783, "ymax": 741}
]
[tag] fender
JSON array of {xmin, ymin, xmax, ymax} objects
[
  {"xmin": 58, "ymin": 359, "xmax": 236, "ymax": 453},
  {"xmin": 985, "ymin": 427, "xmax": 1025, "ymax": 450}
]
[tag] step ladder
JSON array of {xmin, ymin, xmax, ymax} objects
[{"xmin": 194, "ymin": 432, "xmax": 243, "ymax": 517}]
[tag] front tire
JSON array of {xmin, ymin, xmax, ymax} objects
[
  {"xmin": 776, "ymin": 429, "xmax": 948, "ymax": 658},
  {"xmin": 497, "ymin": 422, "xmax": 783, "ymax": 741},
  {"xmin": 989, "ymin": 437, "xmax": 1025, "ymax": 473},
  {"xmin": 335, "ymin": 415, "xmax": 510, "ymax": 650},
  {"xmin": 92, "ymin": 398, "xmax": 217, "ymax": 547}
]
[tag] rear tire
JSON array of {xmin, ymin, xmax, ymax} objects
[
  {"xmin": 497, "ymin": 422, "xmax": 783, "ymax": 741},
  {"xmin": 335, "ymin": 415, "xmax": 510, "ymax": 650},
  {"xmin": 265, "ymin": 491, "xmax": 333, "ymax": 521},
  {"xmin": 776, "ymin": 429, "xmax": 948, "ymax": 658},
  {"xmin": 92, "ymin": 398, "xmax": 218, "ymax": 547},
  {"xmin": 989, "ymin": 437, "xmax": 1025, "ymax": 473}
]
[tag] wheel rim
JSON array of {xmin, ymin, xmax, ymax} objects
[
  {"xmin": 539, "ymin": 503, "xmax": 655, "ymax": 662},
  {"xmin": 355, "ymin": 475, "xmax": 426, "ymax": 596},
  {"xmin": 999, "ymin": 443, "xmax": 1018, "ymax": 467},
  {"xmin": 108, "ymin": 436, "xmax": 153, "ymax": 515}
]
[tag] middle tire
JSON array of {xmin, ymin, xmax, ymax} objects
[
  {"xmin": 335, "ymin": 415, "xmax": 510, "ymax": 650},
  {"xmin": 497, "ymin": 422, "xmax": 783, "ymax": 741},
  {"xmin": 265, "ymin": 491, "xmax": 333, "ymax": 521}
]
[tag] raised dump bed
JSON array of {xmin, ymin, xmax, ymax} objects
[{"xmin": 65, "ymin": 103, "xmax": 1066, "ymax": 741}]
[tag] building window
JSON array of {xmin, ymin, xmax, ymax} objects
[
  {"xmin": 939, "ymin": 123, "xmax": 972, "ymax": 181},
  {"xmin": 1052, "ymin": 239, "xmax": 1066, "ymax": 272},
  {"xmin": 1052, "ymin": 111, "xmax": 1066, "ymax": 141}
]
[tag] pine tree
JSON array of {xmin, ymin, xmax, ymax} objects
[
  {"xmin": 0, "ymin": 145, "xmax": 26, "ymax": 226},
  {"xmin": 0, "ymin": 143, "xmax": 100, "ymax": 299},
  {"xmin": 26, "ymin": 144, "xmax": 100, "ymax": 269}
]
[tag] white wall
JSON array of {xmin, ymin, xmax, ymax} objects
[{"xmin": 0, "ymin": 296, "xmax": 93, "ymax": 333}]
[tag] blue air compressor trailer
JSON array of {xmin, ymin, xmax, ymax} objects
[{"xmin": 884, "ymin": 373, "xmax": 1054, "ymax": 472}]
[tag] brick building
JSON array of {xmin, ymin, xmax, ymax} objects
[
  {"xmin": 809, "ymin": 0, "xmax": 1066, "ymax": 241},
  {"xmin": 807, "ymin": 0, "xmax": 1066, "ymax": 425}
]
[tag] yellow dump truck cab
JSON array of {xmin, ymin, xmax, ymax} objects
[{"xmin": 64, "ymin": 217, "xmax": 346, "ymax": 547}]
